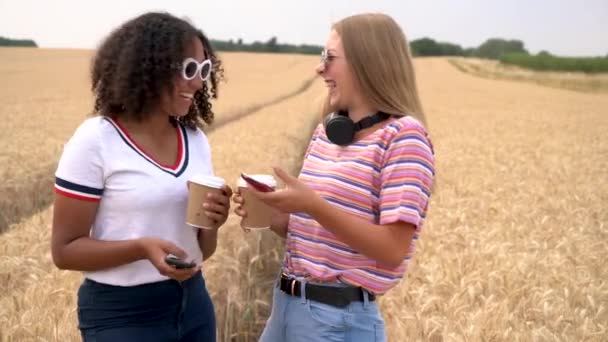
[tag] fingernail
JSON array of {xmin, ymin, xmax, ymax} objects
[{"xmin": 203, "ymin": 203, "xmax": 209, "ymax": 208}]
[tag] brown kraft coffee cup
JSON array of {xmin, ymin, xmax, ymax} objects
[
  {"xmin": 186, "ymin": 175, "xmax": 225, "ymax": 229},
  {"xmin": 237, "ymin": 174, "xmax": 277, "ymax": 229}
]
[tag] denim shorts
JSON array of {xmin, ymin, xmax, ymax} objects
[
  {"xmin": 77, "ymin": 272, "xmax": 215, "ymax": 342},
  {"xmin": 260, "ymin": 280, "xmax": 386, "ymax": 342}
]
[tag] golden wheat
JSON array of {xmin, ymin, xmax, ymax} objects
[
  {"xmin": 449, "ymin": 57, "xmax": 608, "ymax": 94},
  {"xmin": 379, "ymin": 58, "xmax": 608, "ymax": 342},
  {"xmin": 1, "ymin": 51, "xmax": 607, "ymax": 341}
]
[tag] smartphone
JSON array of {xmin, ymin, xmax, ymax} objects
[
  {"xmin": 164, "ymin": 255, "xmax": 196, "ymax": 269},
  {"xmin": 240, "ymin": 173, "xmax": 275, "ymax": 192}
]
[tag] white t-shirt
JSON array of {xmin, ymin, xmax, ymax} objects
[{"xmin": 54, "ymin": 116, "xmax": 213, "ymax": 286}]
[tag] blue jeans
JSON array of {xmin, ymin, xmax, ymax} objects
[
  {"xmin": 77, "ymin": 272, "xmax": 215, "ymax": 342},
  {"xmin": 260, "ymin": 281, "xmax": 386, "ymax": 342}
]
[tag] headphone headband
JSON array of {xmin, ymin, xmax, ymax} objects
[
  {"xmin": 323, "ymin": 111, "xmax": 392, "ymax": 146},
  {"xmin": 353, "ymin": 112, "xmax": 391, "ymax": 131}
]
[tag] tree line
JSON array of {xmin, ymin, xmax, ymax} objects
[
  {"xmin": 3, "ymin": 34, "xmax": 605, "ymax": 73},
  {"xmin": 410, "ymin": 37, "xmax": 529, "ymax": 58},
  {"xmin": 407, "ymin": 37, "xmax": 608, "ymax": 73},
  {"xmin": 1, "ymin": 34, "xmax": 599, "ymax": 60},
  {"xmin": 0, "ymin": 36, "xmax": 37, "ymax": 47},
  {"xmin": 216, "ymin": 36, "xmax": 532, "ymax": 59},
  {"xmin": 210, "ymin": 37, "xmax": 321, "ymax": 55}
]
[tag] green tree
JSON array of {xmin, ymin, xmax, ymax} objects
[
  {"xmin": 209, "ymin": 37, "xmax": 322, "ymax": 55},
  {"xmin": 410, "ymin": 38, "xmax": 441, "ymax": 56},
  {"xmin": 266, "ymin": 36, "xmax": 278, "ymax": 52},
  {"xmin": 475, "ymin": 38, "xmax": 528, "ymax": 59},
  {"xmin": 410, "ymin": 37, "xmax": 465, "ymax": 56},
  {"xmin": 0, "ymin": 36, "xmax": 37, "ymax": 47}
]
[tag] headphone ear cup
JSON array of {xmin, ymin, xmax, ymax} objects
[{"xmin": 324, "ymin": 112, "xmax": 355, "ymax": 146}]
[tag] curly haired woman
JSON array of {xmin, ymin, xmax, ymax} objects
[{"xmin": 51, "ymin": 12, "xmax": 230, "ymax": 342}]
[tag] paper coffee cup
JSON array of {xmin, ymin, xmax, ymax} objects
[
  {"xmin": 186, "ymin": 175, "xmax": 225, "ymax": 229},
  {"xmin": 237, "ymin": 174, "xmax": 277, "ymax": 229}
]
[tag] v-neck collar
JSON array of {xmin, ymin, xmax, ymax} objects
[{"xmin": 105, "ymin": 117, "xmax": 189, "ymax": 177}]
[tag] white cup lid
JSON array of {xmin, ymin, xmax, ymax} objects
[
  {"xmin": 237, "ymin": 174, "xmax": 277, "ymax": 188},
  {"xmin": 189, "ymin": 175, "xmax": 225, "ymax": 189}
]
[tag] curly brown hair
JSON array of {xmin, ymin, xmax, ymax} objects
[{"xmin": 90, "ymin": 12, "xmax": 224, "ymax": 129}]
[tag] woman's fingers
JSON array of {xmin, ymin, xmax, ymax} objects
[
  {"xmin": 157, "ymin": 240, "xmax": 187, "ymax": 260},
  {"xmin": 204, "ymin": 210, "xmax": 226, "ymax": 223},
  {"xmin": 234, "ymin": 206, "xmax": 247, "ymax": 217},
  {"xmin": 221, "ymin": 184, "xmax": 233, "ymax": 198},
  {"xmin": 165, "ymin": 264, "xmax": 201, "ymax": 281},
  {"xmin": 207, "ymin": 192, "xmax": 230, "ymax": 206},
  {"xmin": 203, "ymin": 202, "xmax": 227, "ymax": 215}
]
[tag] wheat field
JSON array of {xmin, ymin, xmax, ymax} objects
[
  {"xmin": 0, "ymin": 47, "xmax": 607, "ymax": 341},
  {"xmin": 449, "ymin": 57, "xmax": 608, "ymax": 94}
]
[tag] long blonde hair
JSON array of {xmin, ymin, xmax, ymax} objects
[{"xmin": 323, "ymin": 13, "xmax": 426, "ymax": 127}]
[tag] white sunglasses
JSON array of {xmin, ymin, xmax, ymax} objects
[
  {"xmin": 320, "ymin": 49, "xmax": 339, "ymax": 66},
  {"xmin": 181, "ymin": 57, "xmax": 213, "ymax": 81}
]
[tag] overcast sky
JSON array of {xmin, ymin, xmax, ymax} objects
[{"xmin": 1, "ymin": 0, "xmax": 607, "ymax": 56}]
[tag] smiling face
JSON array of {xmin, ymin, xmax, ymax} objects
[
  {"xmin": 315, "ymin": 29, "xmax": 360, "ymax": 112},
  {"xmin": 159, "ymin": 36, "xmax": 207, "ymax": 117}
]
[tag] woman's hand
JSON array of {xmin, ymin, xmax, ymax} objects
[
  {"xmin": 138, "ymin": 237, "xmax": 200, "ymax": 282},
  {"xmin": 232, "ymin": 188, "xmax": 254, "ymax": 233},
  {"xmin": 232, "ymin": 189, "xmax": 246, "ymax": 224},
  {"xmin": 248, "ymin": 167, "xmax": 322, "ymax": 214},
  {"xmin": 203, "ymin": 184, "xmax": 233, "ymax": 230}
]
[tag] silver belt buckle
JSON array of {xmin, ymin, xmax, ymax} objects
[{"xmin": 290, "ymin": 279, "xmax": 297, "ymax": 296}]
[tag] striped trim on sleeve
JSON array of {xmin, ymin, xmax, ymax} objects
[{"xmin": 54, "ymin": 177, "xmax": 104, "ymax": 202}]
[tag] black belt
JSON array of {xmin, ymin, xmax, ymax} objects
[{"xmin": 279, "ymin": 274, "xmax": 375, "ymax": 308}]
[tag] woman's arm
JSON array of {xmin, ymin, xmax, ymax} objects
[
  {"xmin": 269, "ymin": 212, "xmax": 289, "ymax": 238},
  {"xmin": 52, "ymin": 195, "xmax": 145, "ymax": 270},
  {"xmin": 52, "ymin": 194, "xmax": 197, "ymax": 279},
  {"xmin": 306, "ymin": 197, "xmax": 415, "ymax": 267},
  {"xmin": 198, "ymin": 229, "xmax": 217, "ymax": 261}
]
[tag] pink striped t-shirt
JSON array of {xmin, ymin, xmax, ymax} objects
[{"xmin": 283, "ymin": 115, "xmax": 435, "ymax": 295}]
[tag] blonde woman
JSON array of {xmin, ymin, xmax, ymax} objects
[{"xmin": 234, "ymin": 13, "xmax": 435, "ymax": 341}]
